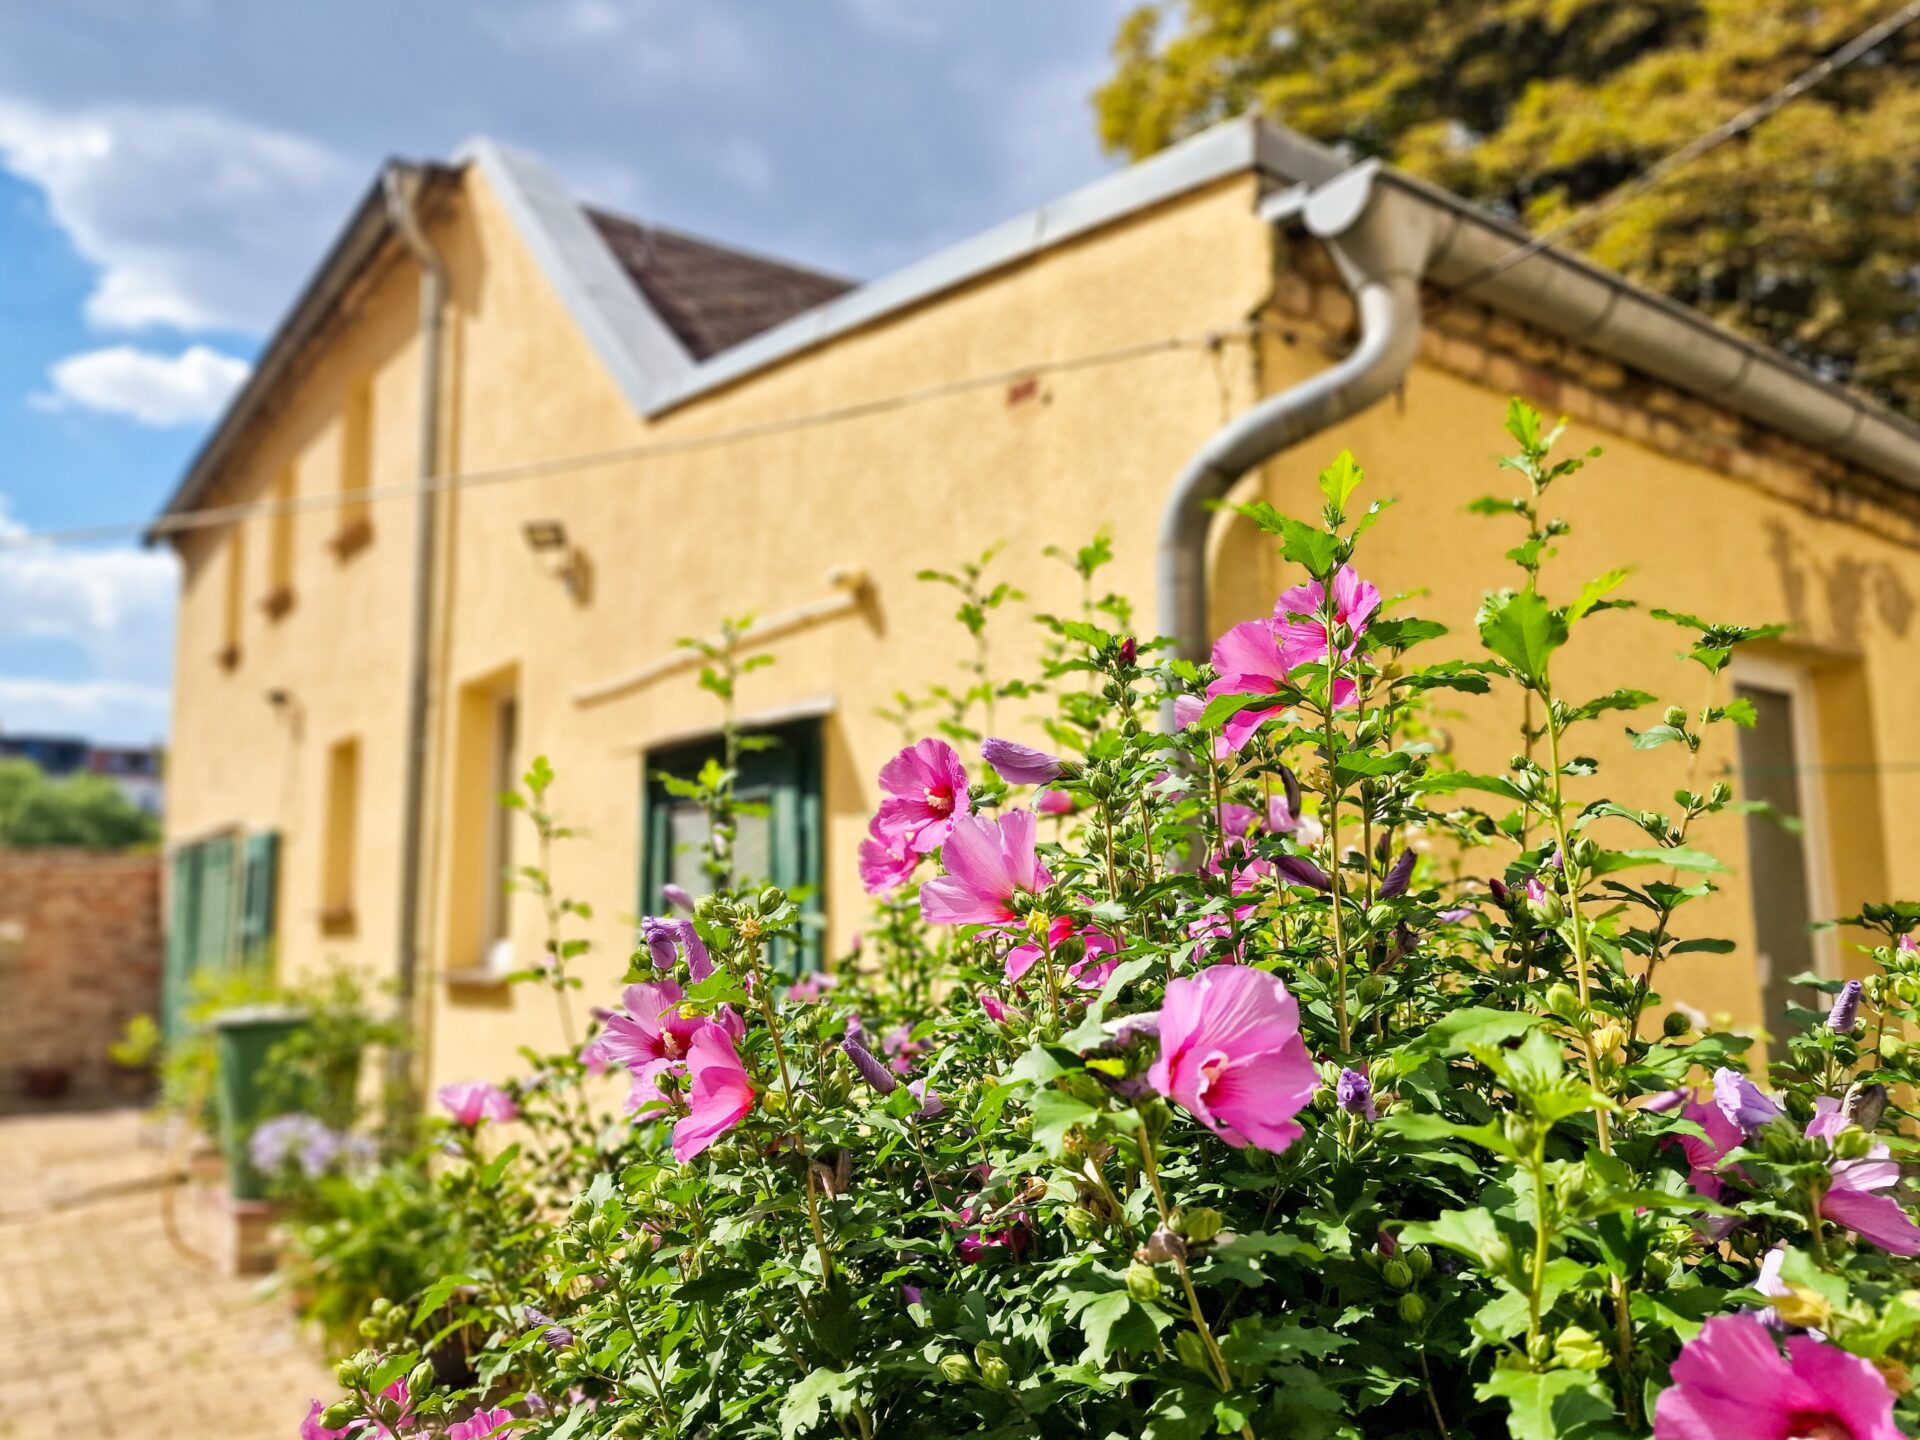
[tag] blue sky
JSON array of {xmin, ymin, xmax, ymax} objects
[{"xmin": 0, "ymin": 0, "xmax": 1134, "ymax": 743}]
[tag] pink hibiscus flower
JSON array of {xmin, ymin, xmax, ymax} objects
[
  {"xmin": 1654, "ymin": 1312, "xmax": 1900, "ymax": 1439},
  {"xmin": 1003, "ymin": 915, "xmax": 1120, "ymax": 990},
  {"xmin": 1203, "ymin": 619, "xmax": 1299, "ymax": 752},
  {"xmin": 874, "ymin": 738, "xmax": 971, "ymax": 854},
  {"xmin": 447, "ymin": 1408, "xmax": 516, "ymax": 1440},
  {"xmin": 858, "ymin": 818, "xmax": 919, "ymax": 895},
  {"xmin": 1147, "ymin": 964, "xmax": 1318, "ymax": 1151},
  {"xmin": 920, "ymin": 810, "xmax": 1053, "ymax": 925},
  {"xmin": 1273, "ymin": 564, "xmax": 1382, "ymax": 663},
  {"xmin": 671, "ymin": 1026, "xmax": 755, "ymax": 1163},
  {"xmin": 601, "ymin": 981, "xmax": 716, "ymax": 1109},
  {"xmin": 437, "ymin": 1081, "xmax": 516, "ymax": 1127}
]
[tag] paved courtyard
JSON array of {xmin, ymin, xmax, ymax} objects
[{"xmin": 0, "ymin": 1107, "xmax": 333, "ymax": 1439}]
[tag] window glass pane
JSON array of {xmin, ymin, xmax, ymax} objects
[
  {"xmin": 665, "ymin": 795, "xmax": 772, "ymax": 900},
  {"xmin": 1736, "ymin": 683, "xmax": 1817, "ymax": 1052}
]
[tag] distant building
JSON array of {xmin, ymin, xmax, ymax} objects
[{"xmin": 0, "ymin": 731, "xmax": 165, "ymax": 817}]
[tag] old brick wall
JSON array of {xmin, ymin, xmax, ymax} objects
[{"xmin": 0, "ymin": 851, "xmax": 160, "ymax": 1110}]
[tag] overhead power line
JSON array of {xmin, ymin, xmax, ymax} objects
[
  {"xmin": 0, "ymin": 324, "xmax": 1261, "ymax": 553},
  {"xmin": 1438, "ymin": 0, "xmax": 1920, "ymax": 304},
  {"xmin": 10, "ymin": 3, "xmax": 1918, "ymax": 555}
]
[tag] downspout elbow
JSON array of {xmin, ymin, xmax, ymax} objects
[{"xmin": 1157, "ymin": 164, "xmax": 1436, "ymax": 666}]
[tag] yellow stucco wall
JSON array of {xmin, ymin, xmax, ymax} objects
[{"xmin": 164, "ymin": 155, "xmax": 1920, "ymax": 1092}]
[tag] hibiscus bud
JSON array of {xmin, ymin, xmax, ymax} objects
[
  {"xmin": 1396, "ymin": 1293, "xmax": 1427, "ymax": 1325},
  {"xmin": 1885, "ymin": 1034, "xmax": 1908, "ymax": 1063},
  {"xmin": 1663, "ymin": 1010, "xmax": 1691, "ymax": 1037},
  {"xmin": 1554, "ymin": 1326, "xmax": 1609, "ymax": 1371},
  {"xmin": 1644, "ymin": 1252, "xmax": 1673, "ymax": 1287},
  {"xmin": 1832, "ymin": 1126, "xmax": 1875, "ymax": 1161},
  {"xmin": 407, "ymin": 1361, "xmax": 436, "ymax": 1396},
  {"xmin": 1591, "ymin": 1022, "xmax": 1627, "ymax": 1062},
  {"xmin": 981, "ymin": 737, "xmax": 1067, "ymax": 786},
  {"xmin": 978, "ymin": 1356, "xmax": 1013, "ymax": 1392},
  {"xmin": 1380, "ymin": 849, "xmax": 1415, "ymax": 899},
  {"xmin": 1062, "ymin": 1206, "xmax": 1099, "ymax": 1241},
  {"xmin": 1175, "ymin": 1207, "xmax": 1224, "ymax": 1243},
  {"xmin": 1527, "ymin": 1334, "xmax": 1554, "ymax": 1366},
  {"xmin": 1140, "ymin": 1226, "xmax": 1188, "ymax": 1263},
  {"xmin": 1827, "ymin": 979, "xmax": 1864, "ymax": 1034},
  {"xmin": 1489, "ymin": 877, "xmax": 1512, "ymax": 905},
  {"xmin": 321, "ymin": 1402, "xmax": 359, "ymax": 1431},
  {"xmin": 1126, "ymin": 1262, "xmax": 1164, "ymax": 1303},
  {"xmin": 1383, "ymin": 1258, "xmax": 1413, "ymax": 1290},
  {"xmin": 1355, "ymin": 975, "xmax": 1386, "ymax": 1005},
  {"xmin": 335, "ymin": 1354, "xmax": 369, "ymax": 1388},
  {"xmin": 1118, "ymin": 636, "xmax": 1138, "ymax": 667},
  {"xmin": 937, "ymin": 1354, "xmax": 975, "ymax": 1384},
  {"xmin": 1407, "ymin": 1248, "xmax": 1433, "ymax": 1281},
  {"xmin": 1174, "ymin": 1331, "xmax": 1214, "ymax": 1378},
  {"xmin": 1663, "ymin": 706, "xmax": 1687, "ymax": 727},
  {"xmin": 1545, "ymin": 984, "xmax": 1581, "ymax": 1023},
  {"xmin": 1503, "ymin": 1114, "xmax": 1535, "ymax": 1151}
]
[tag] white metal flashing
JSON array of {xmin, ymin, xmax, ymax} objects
[
  {"xmin": 644, "ymin": 120, "xmax": 1346, "ymax": 417},
  {"xmin": 457, "ymin": 137, "xmax": 694, "ymax": 412}
]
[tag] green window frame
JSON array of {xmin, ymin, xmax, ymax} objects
[
  {"xmin": 163, "ymin": 829, "xmax": 280, "ymax": 1041},
  {"xmin": 640, "ymin": 718, "xmax": 823, "ymax": 974}
]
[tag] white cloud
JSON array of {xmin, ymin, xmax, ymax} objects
[
  {"xmin": 0, "ymin": 678, "xmax": 170, "ymax": 745},
  {"xmin": 0, "ymin": 496, "xmax": 176, "ymax": 744},
  {"xmin": 476, "ymin": 2, "xmax": 759, "ymax": 89},
  {"xmin": 0, "ymin": 94, "xmax": 355, "ymax": 334},
  {"xmin": 38, "ymin": 343, "xmax": 250, "ymax": 426}
]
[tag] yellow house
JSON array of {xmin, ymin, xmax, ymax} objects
[{"xmin": 152, "ymin": 119, "xmax": 1920, "ymax": 1089}]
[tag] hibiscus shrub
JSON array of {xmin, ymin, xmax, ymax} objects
[{"xmin": 307, "ymin": 404, "xmax": 1920, "ymax": 1440}]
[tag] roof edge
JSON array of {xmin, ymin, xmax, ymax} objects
[
  {"xmin": 143, "ymin": 162, "xmax": 452, "ymax": 540},
  {"xmin": 457, "ymin": 137, "xmax": 694, "ymax": 409}
]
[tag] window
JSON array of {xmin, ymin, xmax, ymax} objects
[
  {"xmin": 163, "ymin": 830, "xmax": 278, "ymax": 1039},
  {"xmin": 321, "ymin": 737, "xmax": 360, "ymax": 935},
  {"xmin": 332, "ymin": 377, "xmax": 374, "ymax": 558},
  {"xmin": 446, "ymin": 671, "xmax": 520, "ymax": 982},
  {"xmin": 642, "ymin": 719, "xmax": 823, "ymax": 973},
  {"xmin": 480, "ymin": 695, "xmax": 519, "ymax": 972},
  {"xmin": 219, "ymin": 524, "xmax": 245, "ymax": 668},
  {"xmin": 1734, "ymin": 661, "xmax": 1835, "ymax": 1051},
  {"xmin": 264, "ymin": 463, "xmax": 296, "ymax": 617}
]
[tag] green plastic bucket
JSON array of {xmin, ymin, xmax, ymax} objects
[{"xmin": 212, "ymin": 1004, "xmax": 308, "ymax": 1200}]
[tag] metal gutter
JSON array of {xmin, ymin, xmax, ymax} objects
[
  {"xmin": 382, "ymin": 165, "xmax": 448, "ymax": 1112},
  {"xmin": 1371, "ymin": 166, "xmax": 1920, "ymax": 491},
  {"xmin": 1157, "ymin": 163, "xmax": 1445, "ymax": 660}
]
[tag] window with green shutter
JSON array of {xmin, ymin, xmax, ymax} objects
[
  {"xmin": 162, "ymin": 829, "xmax": 280, "ymax": 1040},
  {"xmin": 641, "ymin": 719, "xmax": 823, "ymax": 974}
]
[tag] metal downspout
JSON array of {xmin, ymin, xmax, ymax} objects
[
  {"xmin": 383, "ymin": 165, "xmax": 447, "ymax": 1114},
  {"xmin": 1157, "ymin": 162, "xmax": 1442, "ymax": 664}
]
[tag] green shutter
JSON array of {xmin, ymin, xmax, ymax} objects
[
  {"xmin": 162, "ymin": 844, "xmax": 201, "ymax": 1042},
  {"xmin": 196, "ymin": 836, "xmax": 237, "ymax": 978},
  {"xmin": 238, "ymin": 830, "xmax": 280, "ymax": 971},
  {"xmin": 641, "ymin": 719, "xmax": 824, "ymax": 974}
]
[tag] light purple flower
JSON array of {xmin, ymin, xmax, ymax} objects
[
  {"xmin": 1273, "ymin": 854, "xmax": 1333, "ymax": 892},
  {"xmin": 1713, "ymin": 1067, "xmax": 1786, "ymax": 1136},
  {"xmin": 909, "ymin": 1079, "xmax": 944, "ymax": 1120},
  {"xmin": 981, "ymin": 737, "xmax": 1066, "ymax": 786},
  {"xmin": 642, "ymin": 916, "xmax": 712, "ymax": 981},
  {"xmin": 662, "ymin": 883, "xmax": 695, "ymax": 913},
  {"xmin": 1379, "ymin": 850, "xmax": 1415, "ymax": 899},
  {"xmin": 1335, "ymin": 1066, "xmax": 1377, "ymax": 1122}
]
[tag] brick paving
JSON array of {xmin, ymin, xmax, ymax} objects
[{"xmin": 0, "ymin": 1108, "xmax": 333, "ymax": 1439}]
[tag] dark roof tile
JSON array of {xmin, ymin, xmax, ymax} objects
[{"xmin": 586, "ymin": 208, "xmax": 854, "ymax": 360}]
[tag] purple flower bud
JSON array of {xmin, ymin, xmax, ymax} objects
[
  {"xmin": 641, "ymin": 916, "xmax": 678, "ymax": 970},
  {"xmin": 902, "ymin": 1283, "xmax": 924, "ymax": 1306},
  {"xmin": 1900, "ymin": 934, "xmax": 1918, "ymax": 955},
  {"xmin": 1489, "ymin": 877, "xmax": 1511, "ymax": 905},
  {"xmin": 843, "ymin": 1033, "xmax": 898, "ymax": 1094},
  {"xmin": 1335, "ymin": 1067, "xmax": 1377, "ymax": 1121},
  {"xmin": 1138, "ymin": 1226, "xmax": 1186, "ymax": 1263},
  {"xmin": 663, "ymin": 883, "xmax": 695, "ymax": 913},
  {"xmin": 980, "ymin": 737, "xmax": 1066, "ymax": 786},
  {"xmin": 1274, "ymin": 854, "xmax": 1333, "ymax": 892},
  {"xmin": 1379, "ymin": 850, "xmax": 1415, "ymax": 899},
  {"xmin": 524, "ymin": 1307, "xmax": 574, "ymax": 1351},
  {"xmin": 1436, "ymin": 906, "xmax": 1474, "ymax": 924},
  {"xmin": 1641, "ymin": 1088, "xmax": 1689, "ymax": 1114},
  {"xmin": 1828, "ymin": 980, "xmax": 1864, "ymax": 1034},
  {"xmin": 1377, "ymin": 1227, "xmax": 1398, "ymax": 1257},
  {"xmin": 1524, "ymin": 875, "xmax": 1551, "ymax": 905},
  {"xmin": 1118, "ymin": 636, "xmax": 1138, "ymax": 667}
]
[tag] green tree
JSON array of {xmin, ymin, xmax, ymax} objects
[
  {"xmin": 1096, "ymin": 0, "xmax": 1920, "ymax": 414},
  {"xmin": 0, "ymin": 759, "xmax": 159, "ymax": 849}
]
